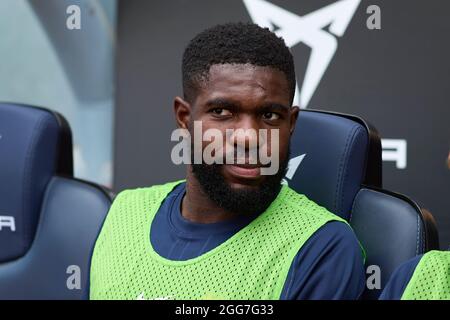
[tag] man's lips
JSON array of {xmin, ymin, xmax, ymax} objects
[{"xmin": 224, "ymin": 163, "xmax": 262, "ymax": 179}]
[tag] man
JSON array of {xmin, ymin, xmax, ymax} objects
[
  {"xmin": 90, "ymin": 23, "xmax": 365, "ymax": 300},
  {"xmin": 379, "ymin": 251, "xmax": 450, "ymax": 300},
  {"xmin": 380, "ymin": 153, "xmax": 450, "ymax": 300}
]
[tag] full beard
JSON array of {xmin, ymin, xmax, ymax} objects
[{"xmin": 191, "ymin": 146, "xmax": 290, "ymax": 216}]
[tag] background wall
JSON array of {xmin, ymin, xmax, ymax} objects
[
  {"xmin": 0, "ymin": 0, "xmax": 117, "ymax": 186},
  {"xmin": 114, "ymin": 0, "xmax": 450, "ymax": 246}
]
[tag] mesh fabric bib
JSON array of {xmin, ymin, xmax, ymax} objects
[
  {"xmin": 90, "ymin": 181, "xmax": 345, "ymax": 300},
  {"xmin": 401, "ymin": 250, "xmax": 450, "ymax": 300}
]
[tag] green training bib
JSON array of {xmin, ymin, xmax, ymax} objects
[
  {"xmin": 90, "ymin": 180, "xmax": 347, "ymax": 300},
  {"xmin": 401, "ymin": 250, "xmax": 450, "ymax": 300}
]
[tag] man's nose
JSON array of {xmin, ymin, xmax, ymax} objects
[{"xmin": 229, "ymin": 116, "xmax": 259, "ymax": 150}]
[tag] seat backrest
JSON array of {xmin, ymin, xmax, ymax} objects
[
  {"xmin": 350, "ymin": 187, "xmax": 439, "ymax": 299},
  {"xmin": 0, "ymin": 103, "xmax": 111, "ymax": 299},
  {"xmin": 287, "ymin": 109, "xmax": 439, "ymax": 299},
  {"xmin": 287, "ymin": 109, "xmax": 381, "ymax": 220},
  {"xmin": 0, "ymin": 103, "xmax": 71, "ymax": 261}
]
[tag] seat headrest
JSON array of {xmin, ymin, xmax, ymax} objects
[
  {"xmin": 285, "ymin": 110, "xmax": 381, "ymax": 220},
  {"xmin": 0, "ymin": 103, "xmax": 73, "ymax": 261}
]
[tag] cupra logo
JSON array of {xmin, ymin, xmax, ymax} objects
[{"xmin": 243, "ymin": 0, "xmax": 361, "ymax": 108}]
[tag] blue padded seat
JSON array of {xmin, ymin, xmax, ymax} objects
[
  {"xmin": 287, "ymin": 109, "xmax": 439, "ymax": 299},
  {"xmin": 0, "ymin": 103, "xmax": 111, "ymax": 299}
]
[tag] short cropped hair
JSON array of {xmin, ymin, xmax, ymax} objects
[{"xmin": 182, "ymin": 22, "xmax": 296, "ymax": 104}]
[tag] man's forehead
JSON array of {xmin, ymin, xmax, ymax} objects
[
  {"xmin": 207, "ymin": 63, "xmax": 286, "ymax": 82},
  {"xmin": 200, "ymin": 63, "xmax": 290, "ymax": 98}
]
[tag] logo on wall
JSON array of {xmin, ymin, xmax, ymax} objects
[
  {"xmin": 243, "ymin": 0, "xmax": 361, "ymax": 109},
  {"xmin": 0, "ymin": 216, "xmax": 16, "ymax": 232},
  {"xmin": 244, "ymin": 0, "xmax": 407, "ymax": 170},
  {"xmin": 381, "ymin": 139, "xmax": 407, "ymax": 169}
]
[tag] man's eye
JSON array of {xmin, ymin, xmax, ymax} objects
[
  {"xmin": 211, "ymin": 108, "xmax": 232, "ymax": 116},
  {"xmin": 263, "ymin": 112, "xmax": 280, "ymax": 120}
]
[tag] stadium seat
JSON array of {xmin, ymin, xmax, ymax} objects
[
  {"xmin": 287, "ymin": 109, "xmax": 440, "ymax": 299},
  {"xmin": 0, "ymin": 102, "xmax": 112, "ymax": 299}
]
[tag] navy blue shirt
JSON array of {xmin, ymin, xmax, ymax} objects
[
  {"xmin": 378, "ymin": 255, "xmax": 422, "ymax": 300},
  {"xmin": 150, "ymin": 182, "xmax": 365, "ymax": 300}
]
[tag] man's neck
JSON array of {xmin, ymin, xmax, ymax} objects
[{"xmin": 181, "ymin": 172, "xmax": 237, "ymax": 224}]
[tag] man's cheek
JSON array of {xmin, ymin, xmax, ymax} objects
[{"xmin": 260, "ymin": 129, "xmax": 280, "ymax": 176}]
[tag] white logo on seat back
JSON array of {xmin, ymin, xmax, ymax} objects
[
  {"xmin": 243, "ymin": 0, "xmax": 361, "ymax": 109},
  {"xmin": 282, "ymin": 154, "xmax": 306, "ymax": 185},
  {"xmin": 0, "ymin": 216, "xmax": 16, "ymax": 232}
]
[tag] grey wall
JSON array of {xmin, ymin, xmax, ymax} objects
[
  {"xmin": 0, "ymin": 0, "xmax": 117, "ymax": 186},
  {"xmin": 114, "ymin": 0, "xmax": 450, "ymax": 246}
]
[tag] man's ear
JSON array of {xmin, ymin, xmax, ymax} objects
[
  {"xmin": 174, "ymin": 96, "xmax": 191, "ymax": 129},
  {"xmin": 289, "ymin": 106, "xmax": 300, "ymax": 136}
]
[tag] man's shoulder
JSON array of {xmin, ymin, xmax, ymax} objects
[
  {"xmin": 281, "ymin": 185, "xmax": 346, "ymax": 223},
  {"xmin": 269, "ymin": 186, "xmax": 353, "ymax": 253},
  {"xmin": 280, "ymin": 188, "xmax": 363, "ymax": 263},
  {"xmin": 311, "ymin": 221, "xmax": 361, "ymax": 250},
  {"xmin": 281, "ymin": 222, "xmax": 365, "ymax": 300}
]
